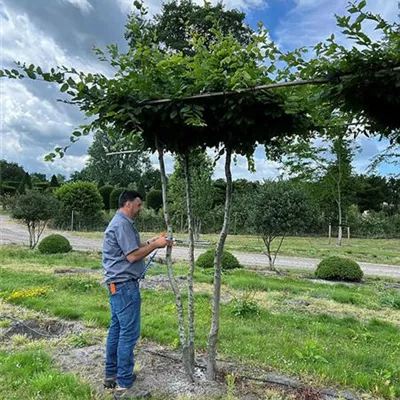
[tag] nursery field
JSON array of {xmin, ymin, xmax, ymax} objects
[{"xmin": 0, "ymin": 246, "xmax": 399, "ymax": 399}]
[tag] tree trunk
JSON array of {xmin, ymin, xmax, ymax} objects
[
  {"xmin": 194, "ymin": 220, "xmax": 201, "ymax": 241},
  {"xmin": 183, "ymin": 154, "xmax": 195, "ymax": 374},
  {"xmin": 337, "ymin": 200, "xmax": 343, "ymax": 246},
  {"xmin": 337, "ymin": 147, "xmax": 343, "ymax": 247},
  {"xmin": 263, "ymin": 236, "xmax": 277, "ymax": 272},
  {"xmin": 156, "ymin": 140, "xmax": 193, "ymax": 382},
  {"xmin": 206, "ymin": 146, "xmax": 233, "ymax": 380},
  {"xmin": 27, "ymin": 221, "xmax": 34, "ymax": 249}
]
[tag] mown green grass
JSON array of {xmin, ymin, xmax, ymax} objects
[
  {"xmin": 0, "ymin": 349, "xmax": 95, "ymax": 399},
  {"xmin": 0, "ymin": 245, "xmax": 102, "ymax": 269},
  {"xmin": 149, "ymin": 264, "xmax": 400, "ymax": 312},
  {"xmin": 1, "ymin": 263, "xmax": 400, "ymax": 398}
]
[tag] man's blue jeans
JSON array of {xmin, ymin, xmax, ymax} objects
[{"xmin": 105, "ymin": 280, "xmax": 141, "ymax": 388}]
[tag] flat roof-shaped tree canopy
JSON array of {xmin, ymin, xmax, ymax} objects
[{"xmin": 101, "ymin": 90, "xmax": 313, "ymax": 155}]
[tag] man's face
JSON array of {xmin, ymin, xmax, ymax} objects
[{"xmin": 127, "ymin": 197, "xmax": 142, "ymax": 218}]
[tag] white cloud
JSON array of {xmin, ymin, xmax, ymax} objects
[
  {"xmin": 37, "ymin": 153, "xmax": 90, "ymax": 177},
  {"xmin": 1, "ymin": 80, "xmax": 75, "ymax": 141},
  {"xmin": 0, "ymin": 132, "xmax": 23, "ymax": 158},
  {"xmin": 0, "ymin": 79, "xmax": 92, "ymax": 175},
  {"xmin": 58, "ymin": 0, "xmax": 94, "ymax": 14},
  {"xmin": 276, "ymin": 0, "xmax": 398, "ymax": 50},
  {"xmin": 1, "ymin": 6, "xmax": 109, "ymax": 74},
  {"xmin": 212, "ymin": 148, "xmax": 280, "ymax": 181},
  {"xmin": 150, "ymin": 151, "xmax": 175, "ymax": 175}
]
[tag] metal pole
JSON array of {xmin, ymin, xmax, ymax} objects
[{"xmin": 328, "ymin": 224, "xmax": 332, "ymax": 244}]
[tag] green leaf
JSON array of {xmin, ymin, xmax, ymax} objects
[
  {"xmin": 0, "ymin": 70, "xmax": 4, "ymax": 77},
  {"xmin": 26, "ymin": 70, "xmax": 36, "ymax": 79},
  {"xmin": 67, "ymin": 77, "xmax": 76, "ymax": 86},
  {"xmin": 355, "ymin": 14, "xmax": 366, "ymax": 24},
  {"xmin": 60, "ymin": 83, "xmax": 69, "ymax": 92},
  {"xmin": 72, "ymin": 131, "xmax": 82, "ymax": 137},
  {"xmin": 294, "ymin": 350, "xmax": 304, "ymax": 359},
  {"xmin": 44, "ymin": 153, "xmax": 56, "ymax": 162}
]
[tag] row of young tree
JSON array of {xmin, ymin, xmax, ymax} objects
[
  {"xmin": 2, "ymin": 0, "xmax": 398, "ymax": 382},
  {"xmin": 0, "ymin": 159, "xmax": 65, "ymax": 195},
  {"xmin": 3, "ymin": 152, "xmax": 400, "ymax": 238}
]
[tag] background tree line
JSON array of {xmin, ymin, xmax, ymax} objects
[{"xmin": 1, "ymin": 152, "xmax": 400, "ymax": 238}]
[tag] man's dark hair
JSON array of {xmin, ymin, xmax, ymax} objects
[{"xmin": 118, "ymin": 190, "xmax": 143, "ymax": 208}]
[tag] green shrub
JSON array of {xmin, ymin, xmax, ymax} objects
[
  {"xmin": 196, "ymin": 248, "xmax": 242, "ymax": 270},
  {"xmin": 136, "ymin": 207, "xmax": 165, "ymax": 232},
  {"xmin": 146, "ymin": 189, "xmax": 163, "ymax": 212},
  {"xmin": 99, "ymin": 185, "xmax": 114, "ymax": 211},
  {"xmin": 110, "ymin": 187, "xmax": 128, "ymax": 210},
  {"xmin": 53, "ymin": 181, "xmax": 104, "ymax": 230},
  {"xmin": 38, "ymin": 234, "xmax": 72, "ymax": 254},
  {"xmin": 315, "ymin": 256, "xmax": 363, "ymax": 282}
]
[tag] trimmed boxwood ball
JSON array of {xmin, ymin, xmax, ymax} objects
[
  {"xmin": 38, "ymin": 234, "xmax": 72, "ymax": 254},
  {"xmin": 196, "ymin": 248, "xmax": 242, "ymax": 270},
  {"xmin": 315, "ymin": 256, "xmax": 363, "ymax": 282}
]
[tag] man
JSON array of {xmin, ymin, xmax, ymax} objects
[{"xmin": 103, "ymin": 190, "xmax": 169, "ymax": 399}]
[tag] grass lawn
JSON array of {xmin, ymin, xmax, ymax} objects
[
  {"xmin": 1, "ymin": 246, "xmax": 400, "ymax": 399},
  {"xmin": 0, "ymin": 350, "xmax": 95, "ymax": 400},
  {"xmin": 68, "ymin": 230, "xmax": 400, "ymax": 266}
]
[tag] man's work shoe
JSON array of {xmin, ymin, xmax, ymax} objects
[
  {"xmin": 104, "ymin": 377, "xmax": 117, "ymax": 389},
  {"xmin": 104, "ymin": 373, "xmax": 136, "ymax": 389},
  {"xmin": 113, "ymin": 385, "xmax": 151, "ymax": 399}
]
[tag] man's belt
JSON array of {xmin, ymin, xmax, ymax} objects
[{"xmin": 108, "ymin": 279, "xmax": 138, "ymax": 295}]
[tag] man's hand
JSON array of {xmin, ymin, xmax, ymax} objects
[
  {"xmin": 146, "ymin": 236, "xmax": 160, "ymax": 245},
  {"xmin": 153, "ymin": 235, "xmax": 170, "ymax": 248}
]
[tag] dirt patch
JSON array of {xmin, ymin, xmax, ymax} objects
[
  {"xmin": 140, "ymin": 274, "xmax": 187, "ymax": 291},
  {"xmin": 54, "ymin": 268, "xmax": 97, "ymax": 275},
  {"xmin": 0, "ymin": 312, "xmax": 90, "ymax": 344},
  {"xmin": 1, "ymin": 317, "xmax": 68, "ymax": 340},
  {"xmin": 383, "ymin": 282, "xmax": 400, "ymax": 290},
  {"xmin": 54, "ymin": 341, "xmax": 360, "ymax": 400},
  {"xmin": 55, "ymin": 342, "xmax": 285, "ymax": 400}
]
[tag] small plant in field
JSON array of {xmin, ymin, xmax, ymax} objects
[
  {"xmin": 4, "ymin": 286, "xmax": 50, "ymax": 302},
  {"xmin": 171, "ymin": 338, "xmax": 180, "ymax": 350},
  {"xmin": 374, "ymin": 366, "xmax": 400, "ymax": 399},
  {"xmin": 11, "ymin": 334, "xmax": 31, "ymax": 346},
  {"xmin": 68, "ymin": 332, "xmax": 97, "ymax": 348},
  {"xmin": 38, "ymin": 234, "xmax": 72, "ymax": 254},
  {"xmin": 315, "ymin": 256, "xmax": 363, "ymax": 282},
  {"xmin": 0, "ymin": 319, "xmax": 11, "ymax": 328},
  {"xmin": 225, "ymin": 374, "xmax": 238, "ymax": 400},
  {"xmin": 379, "ymin": 291, "xmax": 400, "ymax": 310},
  {"xmin": 294, "ymin": 341, "xmax": 329, "ymax": 364},
  {"xmin": 230, "ymin": 291, "xmax": 260, "ymax": 318},
  {"xmin": 348, "ymin": 326, "xmax": 373, "ymax": 343},
  {"xmin": 58, "ymin": 277, "xmax": 98, "ymax": 292}
]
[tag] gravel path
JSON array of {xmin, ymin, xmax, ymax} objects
[{"xmin": 1, "ymin": 214, "xmax": 399, "ymax": 278}]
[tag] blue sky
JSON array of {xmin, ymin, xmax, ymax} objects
[{"xmin": 0, "ymin": 0, "xmax": 398, "ymax": 180}]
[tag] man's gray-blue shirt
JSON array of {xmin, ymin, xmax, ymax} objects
[{"xmin": 103, "ymin": 211, "xmax": 145, "ymax": 283}]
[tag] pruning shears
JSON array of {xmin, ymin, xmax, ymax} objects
[{"xmin": 139, "ymin": 232, "xmax": 173, "ymax": 280}]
